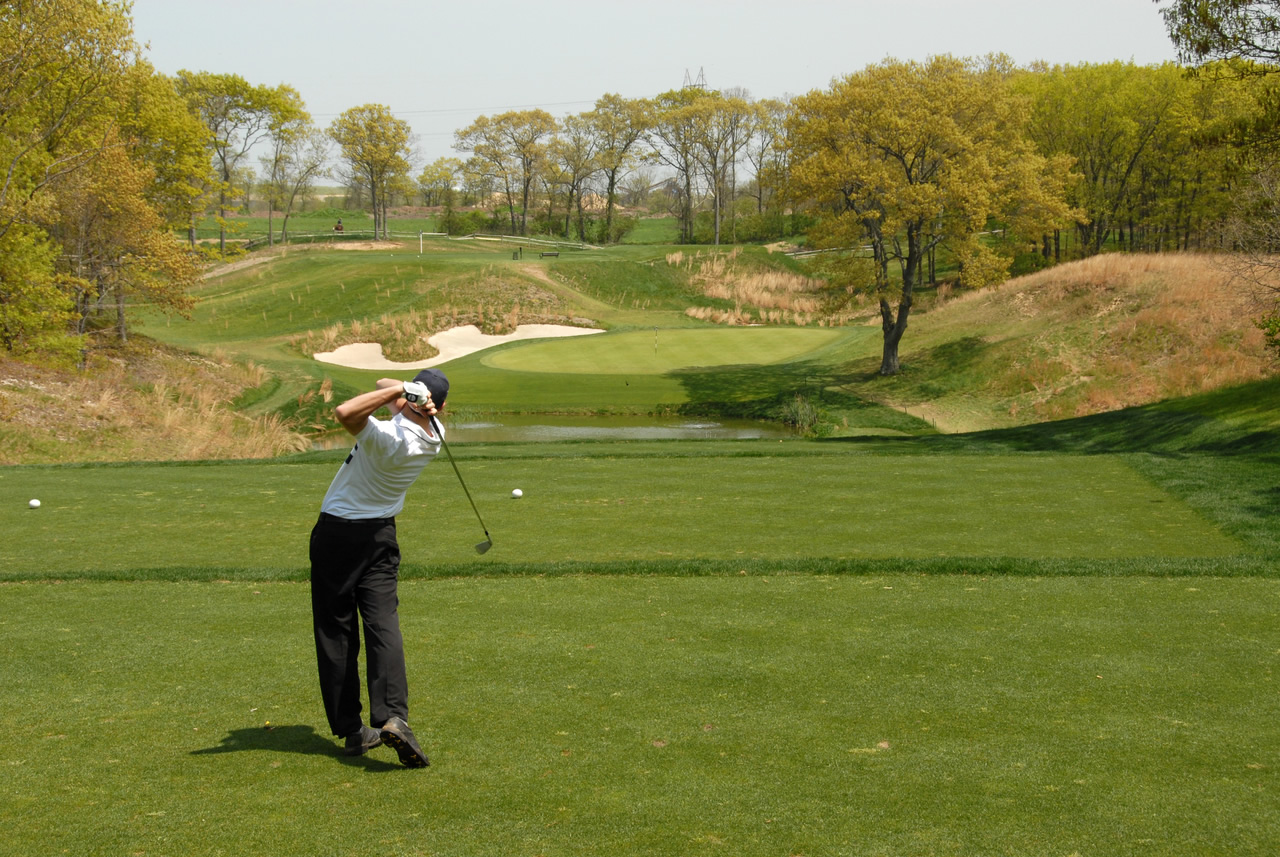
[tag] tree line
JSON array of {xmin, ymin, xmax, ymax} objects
[{"xmin": 3, "ymin": 0, "xmax": 1279, "ymax": 369}]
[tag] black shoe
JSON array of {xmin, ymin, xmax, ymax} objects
[
  {"xmin": 379, "ymin": 716, "xmax": 429, "ymax": 768},
  {"xmin": 343, "ymin": 724, "xmax": 382, "ymax": 756}
]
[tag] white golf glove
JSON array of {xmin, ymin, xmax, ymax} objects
[{"xmin": 402, "ymin": 380, "xmax": 432, "ymax": 406}]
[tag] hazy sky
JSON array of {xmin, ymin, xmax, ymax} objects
[{"xmin": 130, "ymin": 0, "xmax": 1180, "ymax": 166}]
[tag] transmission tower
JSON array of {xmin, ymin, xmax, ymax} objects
[{"xmin": 682, "ymin": 68, "xmax": 707, "ymax": 91}]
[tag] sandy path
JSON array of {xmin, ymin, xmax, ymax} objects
[{"xmin": 313, "ymin": 323, "xmax": 604, "ymax": 371}]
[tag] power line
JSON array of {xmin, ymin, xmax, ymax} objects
[{"xmin": 309, "ymin": 98, "xmax": 599, "ymax": 119}]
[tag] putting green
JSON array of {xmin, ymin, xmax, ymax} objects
[{"xmin": 482, "ymin": 326, "xmax": 851, "ymax": 374}]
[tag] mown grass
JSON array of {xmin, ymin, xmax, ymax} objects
[
  {"xmin": 3, "ymin": 576, "xmax": 1278, "ymax": 856},
  {"xmin": 3, "ymin": 373, "xmax": 1277, "ymax": 580},
  {"xmin": 0, "ymin": 446, "xmax": 1252, "ymax": 579},
  {"xmin": 4, "ymin": 304, "xmax": 1279, "ymax": 855}
]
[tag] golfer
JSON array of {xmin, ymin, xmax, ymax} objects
[{"xmin": 308, "ymin": 368, "xmax": 449, "ymax": 767}]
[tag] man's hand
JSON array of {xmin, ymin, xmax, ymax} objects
[{"xmin": 402, "ymin": 381, "xmax": 432, "ymax": 406}]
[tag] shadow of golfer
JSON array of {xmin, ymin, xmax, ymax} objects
[{"xmin": 191, "ymin": 724, "xmax": 400, "ymax": 770}]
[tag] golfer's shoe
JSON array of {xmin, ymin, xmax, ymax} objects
[
  {"xmin": 343, "ymin": 724, "xmax": 383, "ymax": 756},
  {"xmin": 379, "ymin": 716, "xmax": 430, "ymax": 768}
]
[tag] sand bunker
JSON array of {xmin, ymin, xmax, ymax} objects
[
  {"xmin": 313, "ymin": 323, "xmax": 604, "ymax": 370},
  {"xmin": 330, "ymin": 241, "xmax": 401, "ymax": 251}
]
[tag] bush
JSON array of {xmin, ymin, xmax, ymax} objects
[{"xmin": 780, "ymin": 393, "xmax": 833, "ymax": 436}]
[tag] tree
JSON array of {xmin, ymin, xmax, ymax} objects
[
  {"xmin": 585, "ymin": 94, "xmax": 650, "ymax": 241},
  {"xmin": 1021, "ymin": 63, "xmax": 1189, "ymax": 256},
  {"xmin": 417, "ymin": 157, "xmax": 463, "ymax": 206},
  {"xmin": 1158, "ymin": 0, "xmax": 1280, "ymax": 65},
  {"xmin": 261, "ymin": 124, "xmax": 329, "ymax": 244},
  {"xmin": 122, "ymin": 63, "xmax": 213, "ymax": 236},
  {"xmin": 688, "ymin": 92, "xmax": 758, "ymax": 245},
  {"xmin": 1215, "ymin": 156, "xmax": 1280, "ymax": 355},
  {"xmin": 744, "ymin": 98, "xmax": 791, "ymax": 216},
  {"xmin": 260, "ymin": 96, "xmax": 331, "ymax": 246},
  {"xmin": 547, "ymin": 113, "xmax": 600, "ymax": 240},
  {"xmin": 455, "ymin": 110, "xmax": 556, "ymax": 235},
  {"xmin": 0, "ymin": 0, "xmax": 134, "ymax": 356},
  {"xmin": 329, "ymin": 104, "xmax": 413, "ymax": 240},
  {"xmin": 175, "ymin": 71, "xmax": 302, "ymax": 253},
  {"xmin": 49, "ymin": 129, "xmax": 198, "ymax": 342},
  {"xmin": 791, "ymin": 55, "xmax": 1072, "ymax": 375},
  {"xmin": 645, "ymin": 90, "xmax": 704, "ymax": 243}
]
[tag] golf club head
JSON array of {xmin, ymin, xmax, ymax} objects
[{"xmin": 475, "ymin": 539, "xmax": 492, "ymax": 555}]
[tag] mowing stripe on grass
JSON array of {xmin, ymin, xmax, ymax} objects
[
  {"xmin": 483, "ymin": 327, "xmax": 851, "ymax": 374},
  {"xmin": 0, "ymin": 446, "xmax": 1246, "ymax": 580},
  {"xmin": 2, "ymin": 577, "xmax": 1277, "ymax": 856}
]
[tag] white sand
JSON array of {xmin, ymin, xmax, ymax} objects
[{"xmin": 313, "ymin": 323, "xmax": 604, "ymax": 370}]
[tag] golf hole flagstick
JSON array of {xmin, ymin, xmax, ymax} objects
[{"xmin": 429, "ymin": 414, "xmax": 493, "ymax": 554}]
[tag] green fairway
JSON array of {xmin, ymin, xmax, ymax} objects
[
  {"xmin": 484, "ymin": 327, "xmax": 852, "ymax": 374},
  {"xmin": 3, "ymin": 576, "xmax": 1278, "ymax": 856},
  {"xmin": 0, "ymin": 443, "xmax": 1250, "ymax": 580}
]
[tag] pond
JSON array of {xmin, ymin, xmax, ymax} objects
[{"xmin": 311, "ymin": 414, "xmax": 792, "ymax": 449}]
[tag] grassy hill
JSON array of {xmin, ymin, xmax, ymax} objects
[{"xmin": 0, "ymin": 239, "xmax": 1275, "ymax": 464}]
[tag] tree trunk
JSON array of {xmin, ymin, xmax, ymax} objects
[
  {"xmin": 879, "ymin": 231, "xmax": 920, "ymax": 375},
  {"xmin": 683, "ymin": 172, "xmax": 694, "ymax": 243},
  {"xmin": 218, "ymin": 184, "xmax": 227, "ymax": 255},
  {"xmin": 879, "ymin": 296, "xmax": 908, "ymax": 375},
  {"xmin": 520, "ymin": 180, "xmax": 531, "ymax": 236},
  {"xmin": 115, "ymin": 280, "xmax": 127, "ymax": 343},
  {"xmin": 713, "ymin": 186, "xmax": 721, "ymax": 246},
  {"xmin": 605, "ymin": 170, "xmax": 618, "ymax": 241}
]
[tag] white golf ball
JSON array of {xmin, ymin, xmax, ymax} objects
[
  {"xmin": 28, "ymin": 499, "xmax": 40, "ymax": 509},
  {"xmin": 511, "ymin": 488, "xmax": 523, "ymax": 499}
]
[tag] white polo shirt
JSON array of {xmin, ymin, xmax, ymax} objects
[{"xmin": 320, "ymin": 412, "xmax": 443, "ymax": 519}]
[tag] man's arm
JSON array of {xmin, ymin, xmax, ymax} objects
[{"xmin": 334, "ymin": 379, "xmax": 407, "ymax": 436}]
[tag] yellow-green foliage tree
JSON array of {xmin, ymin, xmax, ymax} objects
[
  {"xmin": 122, "ymin": 62, "xmax": 214, "ymax": 237},
  {"xmin": 50, "ymin": 128, "xmax": 199, "ymax": 342},
  {"xmin": 1017, "ymin": 62, "xmax": 1251, "ymax": 257},
  {"xmin": 455, "ymin": 109, "xmax": 557, "ymax": 236},
  {"xmin": 174, "ymin": 71, "xmax": 302, "ymax": 253},
  {"xmin": 790, "ymin": 55, "xmax": 1072, "ymax": 375},
  {"xmin": 0, "ymin": 0, "xmax": 205, "ymax": 360},
  {"xmin": 0, "ymin": 0, "xmax": 132, "ymax": 356},
  {"xmin": 547, "ymin": 113, "xmax": 601, "ymax": 240},
  {"xmin": 586, "ymin": 94, "xmax": 650, "ymax": 241},
  {"xmin": 417, "ymin": 157, "xmax": 463, "ymax": 207},
  {"xmin": 329, "ymin": 104, "xmax": 413, "ymax": 240},
  {"xmin": 645, "ymin": 89, "xmax": 704, "ymax": 243}
]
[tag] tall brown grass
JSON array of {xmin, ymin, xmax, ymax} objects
[
  {"xmin": 941, "ymin": 253, "xmax": 1275, "ymax": 422},
  {"xmin": 0, "ymin": 346, "xmax": 309, "ymax": 464},
  {"xmin": 671, "ymin": 248, "xmax": 858, "ymax": 326}
]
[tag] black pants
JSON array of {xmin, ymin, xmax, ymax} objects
[{"xmin": 309, "ymin": 514, "xmax": 408, "ymax": 737}]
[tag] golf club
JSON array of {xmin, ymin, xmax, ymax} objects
[{"xmin": 430, "ymin": 414, "xmax": 492, "ymax": 554}]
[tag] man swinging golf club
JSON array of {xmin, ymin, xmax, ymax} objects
[{"xmin": 308, "ymin": 368, "xmax": 449, "ymax": 767}]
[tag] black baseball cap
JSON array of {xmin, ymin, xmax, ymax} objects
[{"xmin": 412, "ymin": 368, "xmax": 449, "ymax": 408}]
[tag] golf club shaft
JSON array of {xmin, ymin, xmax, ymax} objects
[{"xmin": 430, "ymin": 415, "xmax": 490, "ymax": 540}]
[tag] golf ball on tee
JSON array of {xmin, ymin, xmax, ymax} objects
[
  {"xmin": 28, "ymin": 499, "xmax": 40, "ymax": 509},
  {"xmin": 511, "ymin": 488, "xmax": 523, "ymax": 499}
]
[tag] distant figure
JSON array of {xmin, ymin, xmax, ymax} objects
[{"xmin": 334, "ymin": 218, "xmax": 344, "ymax": 233}]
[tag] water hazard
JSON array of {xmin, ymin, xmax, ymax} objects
[{"xmin": 312, "ymin": 414, "xmax": 791, "ymax": 448}]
